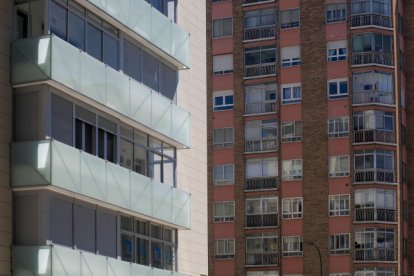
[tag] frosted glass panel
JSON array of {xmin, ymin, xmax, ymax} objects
[
  {"xmin": 51, "ymin": 140, "xmax": 81, "ymax": 191},
  {"xmin": 152, "ymin": 180, "xmax": 173, "ymax": 223},
  {"xmin": 81, "ymin": 251, "xmax": 107, "ymax": 276},
  {"xmin": 52, "ymin": 245, "xmax": 81, "ymax": 275},
  {"xmin": 151, "ymin": 8, "xmax": 172, "ymax": 53},
  {"xmin": 152, "ymin": 94, "xmax": 172, "ymax": 138},
  {"xmin": 80, "ymin": 51, "xmax": 107, "ymax": 103},
  {"xmin": 106, "ymin": 162, "xmax": 131, "ymax": 209},
  {"xmin": 173, "ymin": 189, "xmax": 191, "ymax": 228},
  {"xmin": 130, "ymin": 80, "xmax": 152, "ymax": 126},
  {"xmin": 52, "ymin": 36, "xmax": 81, "ymax": 90},
  {"xmin": 131, "ymin": 173, "xmax": 153, "ymax": 216},
  {"xmin": 172, "ymin": 105, "xmax": 191, "ymax": 147},
  {"xmin": 12, "ymin": 246, "xmax": 51, "ymax": 276}
]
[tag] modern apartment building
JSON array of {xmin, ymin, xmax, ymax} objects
[
  {"xmin": 0, "ymin": 0, "xmax": 207, "ymax": 275},
  {"xmin": 207, "ymin": 0, "xmax": 410, "ymax": 275}
]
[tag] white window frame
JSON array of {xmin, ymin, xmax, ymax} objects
[
  {"xmin": 213, "ymin": 164, "xmax": 234, "ymax": 184},
  {"xmin": 246, "ymin": 197, "xmax": 278, "ymax": 215},
  {"xmin": 282, "ymin": 83, "xmax": 301, "ymax": 104},
  {"xmin": 329, "ymin": 233, "xmax": 350, "ymax": 255},
  {"xmin": 246, "ymin": 271, "xmax": 280, "ymax": 276},
  {"xmin": 326, "ymin": 2, "xmax": 347, "ymax": 23},
  {"xmin": 329, "ymin": 194, "xmax": 350, "ymax": 216},
  {"xmin": 282, "ymin": 197, "xmax": 303, "ymax": 219},
  {"xmin": 329, "ymin": 274, "xmax": 350, "ymax": 276},
  {"xmin": 281, "ymin": 121, "xmax": 302, "ymax": 142},
  {"xmin": 282, "ymin": 159, "xmax": 302, "ymax": 180},
  {"xmin": 214, "ymin": 201, "xmax": 235, "ymax": 222},
  {"xmin": 328, "ymin": 78, "xmax": 348, "ymax": 99},
  {"xmin": 280, "ymin": 8, "xmax": 300, "ymax": 29},
  {"xmin": 328, "ymin": 116, "xmax": 349, "ymax": 138},
  {"xmin": 281, "ymin": 46, "xmax": 301, "ymax": 67},
  {"xmin": 213, "ymin": 90, "xmax": 234, "ymax": 111},
  {"xmin": 215, "ymin": 239, "xmax": 235, "ymax": 259},
  {"xmin": 212, "ymin": 17, "xmax": 233, "ymax": 38},
  {"xmin": 329, "ymin": 155, "xmax": 350, "ymax": 177},
  {"xmin": 327, "ymin": 40, "xmax": 347, "ymax": 62},
  {"xmin": 213, "ymin": 128, "xmax": 234, "ymax": 148},
  {"xmin": 213, "ymin": 54, "xmax": 234, "ymax": 75},
  {"xmin": 355, "ymin": 268, "xmax": 395, "ymax": 276},
  {"xmin": 282, "ymin": 236, "xmax": 303, "ymax": 256}
]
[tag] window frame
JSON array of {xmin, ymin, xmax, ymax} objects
[
  {"xmin": 329, "ymin": 194, "xmax": 350, "ymax": 216},
  {"xmin": 329, "ymin": 233, "xmax": 351, "ymax": 255},
  {"xmin": 213, "ymin": 164, "xmax": 235, "ymax": 185},
  {"xmin": 281, "ymin": 83, "xmax": 301, "ymax": 104},
  {"xmin": 280, "ymin": 8, "xmax": 300, "ymax": 29},
  {"xmin": 282, "ymin": 236, "xmax": 303, "ymax": 256},
  {"xmin": 328, "ymin": 117, "xmax": 349, "ymax": 138},
  {"xmin": 328, "ymin": 79, "xmax": 349, "ymax": 99},
  {"xmin": 213, "ymin": 128, "xmax": 234, "ymax": 148},
  {"xmin": 212, "ymin": 17, "xmax": 233, "ymax": 38},
  {"xmin": 326, "ymin": 2, "xmax": 347, "ymax": 23},
  {"xmin": 213, "ymin": 90, "xmax": 234, "ymax": 111},
  {"xmin": 282, "ymin": 197, "xmax": 303, "ymax": 219},
  {"xmin": 282, "ymin": 159, "xmax": 303, "ymax": 180},
  {"xmin": 214, "ymin": 201, "xmax": 235, "ymax": 222},
  {"xmin": 281, "ymin": 121, "xmax": 302, "ymax": 142},
  {"xmin": 215, "ymin": 239, "xmax": 235, "ymax": 259},
  {"xmin": 329, "ymin": 155, "xmax": 350, "ymax": 177}
]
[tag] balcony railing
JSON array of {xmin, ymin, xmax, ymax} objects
[
  {"xmin": 246, "ymin": 214, "xmax": 278, "ymax": 228},
  {"xmin": 244, "ymin": 63, "xmax": 276, "ymax": 78},
  {"xmin": 354, "ymin": 130, "xmax": 396, "ymax": 144},
  {"xmin": 246, "ymin": 252, "xmax": 279, "ymax": 266},
  {"xmin": 242, "ymin": 0, "xmax": 275, "ymax": 5},
  {"xmin": 354, "ymin": 169, "xmax": 396, "ymax": 184},
  {"xmin": 245, "ymin": 138, "xmax": 278, "ymax": 152},
  {"xmin": 13, "ymin": 245, "xmax": 187, "ymax": 276},
  {"xmin": 244, "ymin": 26, "xmax": 276, "ymax": 41},
  {"xmin": 352, "ymin": 52, "xmax": 393, "ymax": 66},
  {"xmin": 12, "ymin": 140, "xmax": 191, "ymax": 229},
  {"xmin": 245, "ymin": 100, "xmax": 277, "ymax": 115},
  {"xmin": 87, "ymin": 0, "xmax": 190, "ymax": 68},
  {"xmin": 351, "ymin": 14, "xmax": 392, "ymax": 28},
  {"xmin": 355, "ymin": 248, "xmax": 396, "ymax": 262},
  {"xmin": 353, "ymin": 91, "xmax": 394, "ymax": 105},
  {"xmin": 355, "ymin": 208, "xmax": 396, "ymax": 222},
  {"xmin": 12, "ymin": 35, "xmax": 190, "ymax": 147},
  {"xmin": 245, "ymin": 177, "xmax": 279, "ymax": 191}
]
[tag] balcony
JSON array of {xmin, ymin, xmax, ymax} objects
[
  {"xmin": 244, "ymin": 26, "xmax": 276, "ymax": 41},
  {"xmin": 353, "ymin": 91, "xmax": 394, "ymax": 105},
  {"xmin": 245, "ymin": 138, "xmax": 278, "ymax": 152},
  {"xmin": 351, "ymin": 14, "xmax": 392, "ymax": 29},
  {"xmin": 12, "ymin": 140, "xmax": 191, "ymax": 229},
  {"xmin": 355, "ymin": 248, "xmax": 396, "ymax": 262},
  {"xmin": 245, "ymin": 177, "xmax": 279, "ymax": 191},
  {"xmin": 246, "ymin": 214, "xmax": 278, "ymax": 228},
  {"xmin": 352, "ymin": 52, "xmax": 393, "ymax": 67},
  {"xmin": 242, "ymin": 0, "xmax": 275, "ymax": 5},
  {"xmin": 354, "ymin": 169, "xmax": 396, "ymax": 184},
  {"xmin": 355, "ymin": 208, "xmax": 396, "ymax": 223},
  {"xmin": 12, "ymin": 35, "xmax": 190, "ymax": 147},
  {"xmin": 246, "ymin": 252, "xmax": 279, "ymax": 266},
  {"xmin": 244, "ymin": 63, "xmax": 276, "ymax": 78},
  {"xmin": 245, "ymin": 100, "xmax": 277, "ymax": 115},
  {"xmin": 87, "ymin": 0, "xmax": 189, "ymax": 68},
  {"xmin": 12, "ymin": 245, "xmax": 187, "ymax": 276},
  {"xmin": 354, "ymin": 130, "xmax": 396, "ymax": 144}
]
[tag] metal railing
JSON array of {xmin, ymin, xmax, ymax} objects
[
  {"xmin": 245, "ymin": 100, "xmax": 277, "ymax": 115},
  {"xmin": 354, "ymin": 169, "xmax": 396, "ymax": 184},
  {"xmin": 354, "ymin": 130, "xmax": 395, "ymax": 144},
  {"xmin": 355, "ymin": 208, "xmax": 396, "ymax": 222},
  {"xmin": 244, "ymin": 63, "xmax": 276, "ymax": 78},
  {"xmin": 245, "ymin": 138, "xmax": 278, "ymax": 152},
  {"xmin": 351, "ymin": 14, "xmax": 392, "ymax": 28},
  {"xmin": 245, "ymin": 177, "xmax": 279, "ymax": 191},
  {"xmin": 246, "ymin": 214, "xmax": 278, "ymax": 228},
  {"xmin": 353, "ymin": 91, "xmax": 394, "ymax": 105},
  {"xmin": 352, "ymin": 52, "xmax": 393, "ymax": 66},
  {"xmin": 244, "ymin": 26, "xmax": 276, "ymax": 41},
  {"xmin": 246, "ymin": 252, "xmax": 279, "ymax": 266},
  {"xmin": 355, "ymin": 248, "xmax": 396, "ymax": 262},
  {"xmin": 242, "ymin": 0, "xmax": 275, "ymax": 5}
]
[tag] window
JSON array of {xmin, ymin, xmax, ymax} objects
[
  {"xmin": 215, "ymin": 239, "xmax": 235, "ymax": 259},
  {"xmin": 121, "ymin": 216, "xmax": 177, "ymax": 271},
  {"xmin": 354, "ymin": 228, "xmax": 396, "ymax": 261},
  {"xmin": 327, "ymin": 40, "xmax": 347, "ymax": 61},
  {"xmin": 98, "ymin": 117, "xmax": 117, "ymax": 163},
  {"xmin": 328, "ymin": 79, "xmax": 348, "ymax": 99},
  {"xmin": 355, "ymin": 267, "xmax": 395, "ymax": 276},
  {"xmin": 282, "ymin": 159, "xmax": 302, "ymax": 180},
  {"xmin": 247, "ymin": 272, "xmax": 279, "ymax": 276},
  {"xmin": 351, "ymin": 0, "xmax": 391, "ymax": 16},
  {"xmin": 326, "ymin": 3, "xmax": 346, "ymax": 23},
  {"xmin": 245, "ymin": 120, "xmax": 278, "ymax": 152},
  {"xmin": 214, "ymin": 164, "xmax": 234, "ymax": 184},
  {"xmin": 244, "ymin": 45, "xmax": 277, "ymax": 78},
  {"xmin": 329, "ymin": 234, "xmax": 350, "ymax": 255},
  {"xmin": 213, "ymin": 128, "xmax": 234, "ymax": 148},
  {"xmin": 354, "ymin": 149, "xmax": 395, "ymax": 183},
  {"xmin": 352, "ymin": 71, "xmax": 393, "ymax": 105},
  {"xmin": 245, "ymin": 83, "xmax": 277, "ymax": 114},
  {"xmin": 328, "ymin": 117, "xmax": 349, "ymax": 138},
  {"xmin": 213, "ymin": 17, "xmax": 233, "ymax": 38},
  {"xmin": 352, "ymin": 33, "xmax": 392, "ymax": 54},
  {"xmin": 329, "ymin": 156, "xmax": 350, "ymax": 177},
  {"xmin": 213, "ymin": 54, "xmax": 234, "ymax": 75},
  {"xmin": 355, "ymin": 189, "xmax": 396, "ymax": 222},
  {"xmin": 246, "ymin": 233, "xmax": 278, "ymax": 266},
  {"xmin": 330, "ymin": 274, "xmax": 350, "ymax": 276},
  {"xmin": 75, "ymin": 107, "xmax": 96, "ymax": 155},
  {"xmin": 282, "ymin": 198, "xmax": 303, "ymax": 219},
  {"xmin": 246, "ymin": 197, "xmax": 278, "ymax": 228},
  {"xmin": 281, "ymin": 121, "xmax": 302, "ymax": 142},
  {"xmin": 245, "ymin": 157, "xmax": 278, "ymax": 190},
  {"xmin": 329, "ymin": 194, "xmax": 350, "ymax": 216},
  {"xmin": 280, "ymin": 9, "xmax": 300, "ymax": 29},
  {"xmin": 213, "ymin": 91, "xmax": 234, "ymax": 111},
  {"xmin": 281, "ymin": 46, "xmax": 301, "ymax": 67},
  {"xmin": 354, "ymin": 110, "xmax": 394, "ymax": 131},
  {"xmin": 282, "ymin": 84, "xmax": 301, "ymax": 104},
  {"xmin": 282, "ymin": 236, "xmax": 302, "ymax": 256},
  {"xmin": 244, "ymin": 9, "xmax": 276, "ymax": 40},
  {"xmin": 214, "ymin": 202, "xmax": 235, "ymax": 222}
]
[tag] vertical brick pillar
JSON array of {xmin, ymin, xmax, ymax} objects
[{"xmin": 300, "ymin": 0, "xmax": 329, "ymax": 275}]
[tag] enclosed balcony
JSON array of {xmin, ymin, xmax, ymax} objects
[
  {"xmin": 244, "ymin": 9, "xmax": 276, "ymax": 41},
  {"xmin": 350, "ymin": 0, "xmax": 392, "ymax": 28},
  {"xmin": 12, "ymin": 35, "xmax": 190, "ymax": 148},
  {"xmin": 245, "ymin": 177, "xmax": 279, "ymax": 191},
  {"xmin": 13, "ymin": 245, "xmax": 187, "ymax": 276},
  {"xmin": 355, "ymin": 228, "xmax": 396, "ymax": 262},
  {"xmin": 12, "ymin": 140, "xmax": 191, "ymax": 229},
  {"xmin": 245, "ymin": 157, "xmax": 278, "ymax": 191},
  {"xmin": 245, "ymin": 120, "xmax": 278, "ymax": 153},
  {"xmin": 246, "ymin": 214, "xmax": 279, "ymax": 228},
  {"xmin": 355, "ymin": 189, "xmax": 396, "ymax": 223},
  {"xmin": 355, "ymin": 208, "xmax": 396, "ymax": 222},
  {"xmin": 354, "ymin": 150, "xmax": 396, "ymax": 184},
  {"xmin": 355, "ymin": 248, "xmax": 396, "ymax": 262},
  {"xmin": 245, "ymin": 84, "xmax": 277, "ymax": 115},
  {"xmin": 246, "ymin": 197, "xmax": 278, "ymax": 228},
  {"xmin": 352, "ymin": 33, "xmax": 393, "ymax": 67},
  {"xmin": 352, "ymin": 71, "xmax": 394, "ymax": 105},
  {"xmin": 353, "ymin": 110, "xmax": 395, "ymax": 144},
  {"xmin": 244, "ymin": 45, "xmax": 277, "ymax": 78},
  {"xmin": 246, "ymin": 252, "xmax": 279, "ymax": 266}
]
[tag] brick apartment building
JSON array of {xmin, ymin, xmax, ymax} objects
[{"xmin": 207, "ymin": 0, "xmax": 413, "ymax": 275}]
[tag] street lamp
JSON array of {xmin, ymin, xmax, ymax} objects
[{"xmin": 307, "ymin": 241, "xmax": 322, "ymax": 276}]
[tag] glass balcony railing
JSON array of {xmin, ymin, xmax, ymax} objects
[
  {"xmin": 13, "ymin": 245, "xmax": 188, "ymax": 276},
  {"xmin": 354, "ymin": 129, "xmax": 396, "ymax": 144},
  {"xmin": 12, "ymin": 140, "xmax": 191, "ymax": 229},
  {"xmin": 12, "ymin": 35, "xmax": 191, "ymax": 148},
  {"xmin": 87, "ymin": 0, "xmax": 190, "ymax": 68}
]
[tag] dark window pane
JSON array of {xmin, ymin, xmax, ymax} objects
[
  {"xmin": 87, "ymin": 23, "xmax": 102, "ymax": 60},
  {"xmin": 151, "ymin": 241, "xmax": 162, "ymax": 268},
  {"xmin": 103, "ymin": 33, "xmax": 118, "ymax": 70},
  {"xmin": 106, "ymin": 132, "xmax": 116, "ymax": 163},
  {"xmin": 121, "ymin": 234, "xmax": 133, "ymax": 262},
  {"xmin": 123, "ymin": 39, "xmax": 141, "ymax": 81},
  {"xmin": 68, "ymin": 11, "xmax": 85, "ymax": 49},
  {"xmin": 134, "ymin": 146, "xmax": 147, "ymax": 175},
  {"xmin": 75, "ymin": 119, "xmax": 82, "ymax": 150},
  {"xmin": 50, "ymin": 1, "xmax": 67, "ymax": 39},
  {"xmin": 136, "ymin": 238, "xmax": 149, "ymax": 265},
  {"xmin": 98, "ymin": 128, "xmax": 105, "ymax": 159},
  {"xmin": 160, "ymin": 63, "xmax": 178, "ymax": 101},
  {"xmin": 120, "ymin": 138, "xmax": 133, "ymax": 170},
  {"xmin": 142, "ymin": 51, "xmax": 159, "ymax": 91},
  {"xmin": 84, "ymin": 123, "xmax": 94, "ymax": 154}
]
